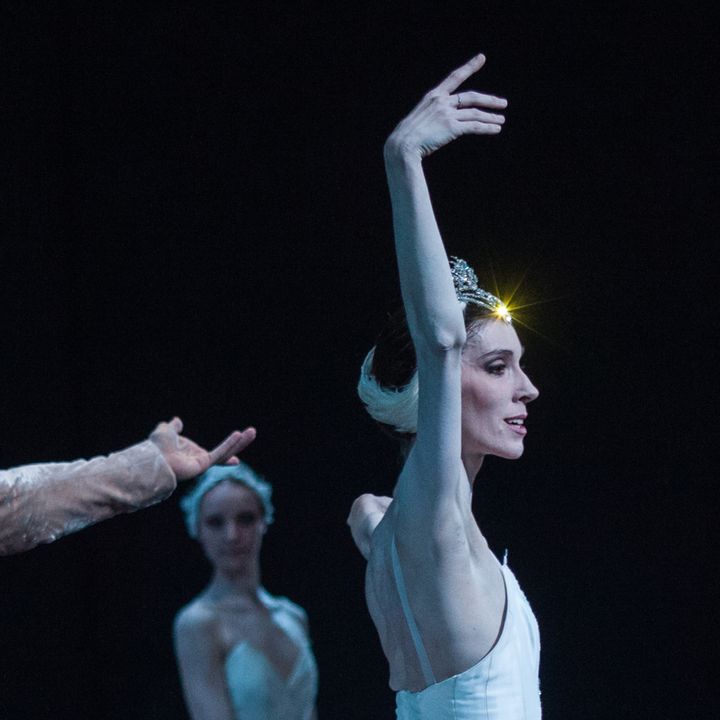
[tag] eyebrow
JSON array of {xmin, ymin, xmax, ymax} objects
[{"xmin": 478, "ymin": 346, "xmax": 525, "ymax": 360}]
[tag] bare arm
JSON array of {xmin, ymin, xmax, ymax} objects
[
  {"xmin": 0, "ymin": 418, "xmax": 255, "ymax": 555},
  {"xmin": 174, "ymin": 607, "xmax": 236, "ymax": 720},
  {"xmin": 385, "ymin": 55, "xmax": 506, "ymax": 515}
]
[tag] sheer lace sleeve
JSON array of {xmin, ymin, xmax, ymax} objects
[{"xmin": 0, "ymin": 440, "xmax": 176, "ymax": 555}]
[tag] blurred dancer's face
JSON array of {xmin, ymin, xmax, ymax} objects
[
  {"xmin": 197, "ymin": 481, "xmax": 266, "ymax": 572},
  {"xmin": 460, "ymin": 320, "xmax": 539, "ymax": 461}
]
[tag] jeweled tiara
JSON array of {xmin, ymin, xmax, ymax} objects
[{"xmin": 450, "ymin": 256, "xmax": 511, "ymax": 323}]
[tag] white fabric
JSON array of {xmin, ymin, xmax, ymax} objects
[
  {"xmin": 224, "ymin": 588, "xmax": 318, "ymax": 720},
  {"xmin": 395, "ymin": 560, "xmax": 541, "ymax": 720}
]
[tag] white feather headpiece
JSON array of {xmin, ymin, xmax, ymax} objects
[
  {"xmin": 357, "ymin": 257, "xmax": 509, "ymax": 434},
  {"xmin": 357, "ymin": 347, "xmax": 419, "ymax": 434}
]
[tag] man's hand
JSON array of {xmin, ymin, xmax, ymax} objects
[{"xmin": 150, "ymin": 417, "xmax": 256, "ymax": 481}]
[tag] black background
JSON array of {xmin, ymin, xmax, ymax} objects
[{"xmin": 1, "ymin": 2, "xmax": 717, "ymax": 718}]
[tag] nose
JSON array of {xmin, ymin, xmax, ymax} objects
[
  {"xmin": 516, "ymin": 369, "xmax": 539, "ymax": 404},
  {"xmin": 224, "ymin": 521, "xmax": 242, "ymax": 542}
]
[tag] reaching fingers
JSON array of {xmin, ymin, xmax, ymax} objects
[
  {"xmin": 208, "ymin": 427, "xmax": 257, "ymax": 465},
  {"xmin": 233, "ymin": 427, "xmax": 257, "ymax": 453},
  {"xmin": 434, "ymin": 53, "xmax": 486, "ymax": 94}
]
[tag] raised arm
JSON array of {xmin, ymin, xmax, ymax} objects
[
  {"xmin": 0, "ymin": 418, "xmax": 255, "ymax": 555},
  {"xmin": 384, "ymin": 54, "xmax": 506, "ymax": 352},
  {"xmin": 385, "ymin": 55, "xmax": 506, "ymax": 502}
]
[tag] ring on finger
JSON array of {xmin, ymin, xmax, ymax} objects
[{"xmin": 456, "ymin": 93, "xmax": 463, "ymax": 109}]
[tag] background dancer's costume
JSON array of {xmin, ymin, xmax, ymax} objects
[{"xmin": 224, "ymin": 588, "xmax": 318, "ymax": 720}]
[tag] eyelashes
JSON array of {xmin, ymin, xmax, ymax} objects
[
  {"xmin": 484, "ymin": 361, "xmax": 529, "ymax": 375},
  {"xmin": 485, "ymin": 362, "xmax": 506, "ymax": 375}
]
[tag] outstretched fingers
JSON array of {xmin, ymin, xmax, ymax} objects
[
  {"xmin": 454, "ymin": 90, "xmax": 507, "ymax": 136},
  {"xmin": 208, "ymin": 427, "xmax": 257, "ymax": 465},
  {"xmin": 432, "ymin": 56, "xmax": 508, "ymax": 136},
  {"xmin": 434, "ymin": 53, "xmax": 487, "ymax": 95},
  {"xmin": 456, "ymin": 107, "xmax": 505, "ymax": 124},
  {"xmin": 456, "ymin": 121, "xmax": 503, "ymax": 136},
  {"xmin": 454, "ymin": 108, "xmax": 504, "ymax": 135},
  {"xmin": 456, "ymin": 90, "xmax": 507, "ymax": 111}
]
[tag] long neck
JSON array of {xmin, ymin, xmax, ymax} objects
[
  {"xmin": 206, "ymin": 561, "xmax": 262, "ymax": 601},
  {"xmin": 462, "ymin": 451, "xmax": 485, "ymax": 488}
]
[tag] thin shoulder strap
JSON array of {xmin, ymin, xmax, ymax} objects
[{"xmin": 390, "ymin": 536, "xmax": 437, "ymax": 687}]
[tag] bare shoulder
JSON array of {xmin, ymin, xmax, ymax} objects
[
  {"xmin": 173, "ymin": 597, "xmax": 219, "ymax": 645},
  {"xmin": 348, "ymin": 493, "xmax": 392, "ymax": 530},
  {"xmin": 267, "ymin": 590, "xmax": 306, "ymax": 618},
  {"xmin": 267, "ymin": 591, "xmax": 310, "ymax": 631},
  {"xmin": 348, "ymin": 494, "xmax": 393, "ymax": 560}
]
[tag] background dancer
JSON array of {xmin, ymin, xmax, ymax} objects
[{"xmin": 174, "ymin": 463, "xmax": 318, "ymax": 720}]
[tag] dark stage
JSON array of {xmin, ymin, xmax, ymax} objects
[{"xmin": 1, "ymin": 2, "xmax": 716, "ymax": 718}]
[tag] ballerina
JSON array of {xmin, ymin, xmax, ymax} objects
[
  {"xmin": 348, "ymin": 54, "xmax": 542, "ymax": 719},
  {"xmin": 174, "ymin": 462, "xmax": 318, "ymax": 720}
]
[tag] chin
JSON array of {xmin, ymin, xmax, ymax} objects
[{"xmin": 491, "ymin": 443, "xmax": 525, "ymax": 460}]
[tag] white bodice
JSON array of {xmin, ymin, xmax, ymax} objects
[
  {"xmin": 395, "ymin": 560, "xmax": 541, "ymax": 720},
  {"xmin": 224, "ymin": 589, "xmax": 318, "ymax": 720}
]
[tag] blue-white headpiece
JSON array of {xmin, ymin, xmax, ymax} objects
[{"xmin": 180, "ymin": 462, "xmax": 274, "ymax": 538}]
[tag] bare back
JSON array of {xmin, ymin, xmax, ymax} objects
[{"xmin": 362, "ymin": 469, "xmax": 506, "ymax": 692}]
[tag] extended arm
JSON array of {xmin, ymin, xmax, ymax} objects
[
  {"xmin": 385, "ymin": 55, "xmax": 506, "ymax": 504},
  {"xmin": 0, "ymin": 417, "xmax": 255, "ymax": 555}
]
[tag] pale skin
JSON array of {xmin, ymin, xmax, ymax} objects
[
  {"xmin": 174, "ymin": 481, "xmax": 317, "ymax": 720},
  {"xmin": 347, "ymin": 55, "xmax": 539, "ymax": 692},
  {"xmin": 151, "ymin": 417, "xmax": 256, "ymax": 479}
]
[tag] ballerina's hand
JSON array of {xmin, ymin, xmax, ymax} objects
[
  {"xmin": 150, "ymin": 417, "xmax": 257, "ymax": 481},
  {"xmin": 384, "ymin": 53, "xmax": 507, "ymax": 161}
]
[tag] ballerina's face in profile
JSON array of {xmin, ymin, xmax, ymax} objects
[
  {"xmin": 197, "ymin": 480, "xmax": 267, "ymax": 573},
  {"xmin": 460, "ymin": 319, "xmax": 539, "ymax": 461}
]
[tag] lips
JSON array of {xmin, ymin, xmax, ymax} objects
[
  {"xmin": 223, "ymin": 546, "xmax": 249, "ymax": 555},
  {"xmin": 504, "ymin": 415, "xmax": 527, "ymax": 436}
]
